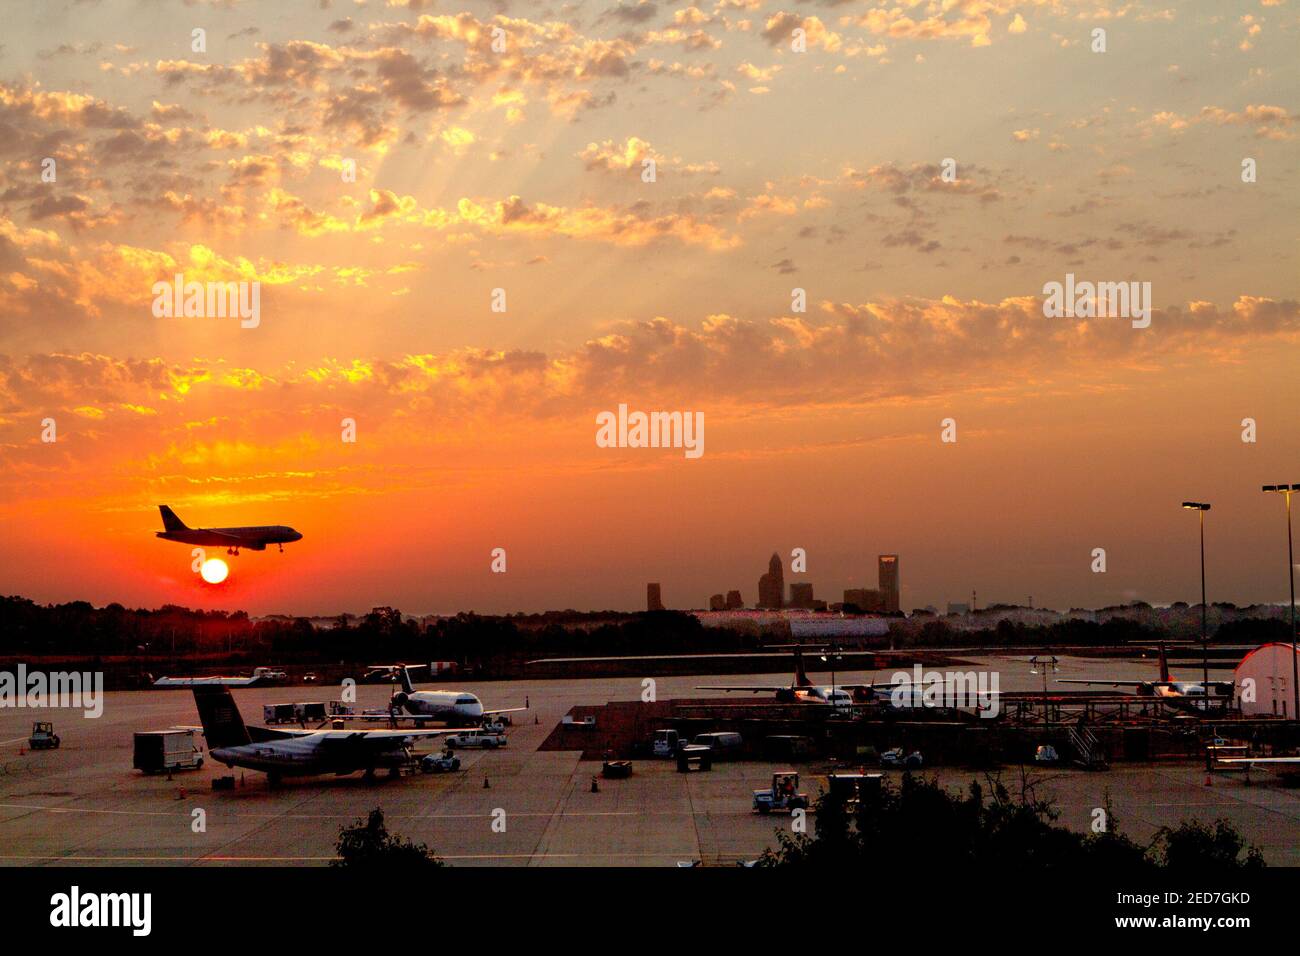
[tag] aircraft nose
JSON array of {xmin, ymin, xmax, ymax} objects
[{"xmin": 291, "ymin": 530, "xmax": 303, "ymax": 541}]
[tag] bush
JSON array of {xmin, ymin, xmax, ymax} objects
[
  {"xmin": 759, "ymin": 774, "xmax": 1263, "ymax": 869},
  {"xmin": 332, "ymin": 808, "xmax": 445, "ymax": 867}
]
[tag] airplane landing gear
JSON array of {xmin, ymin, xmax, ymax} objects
[
  {"xmin": 278, "ymin": 543, "xmax": 283, "ymax": 553},
  {"xmin": 226, "ymin": 547, "xmax": 240, "ymax": 556}
]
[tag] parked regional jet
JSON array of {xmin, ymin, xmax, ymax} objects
[
  {"xmin": 190, "ymin": 685, "xmax": 460, "ymax": 784},
  {"xmin": 699, "ymin": 649, "xmax": 1005, "ymax": 713},
  {"xmin": 338, "ymin": 665, "xmax": 526, "ymax": 727},
  {"xmin": 1056, "ymin": 644, "xmax": 1234, "ymax": 710},
  {"xmin": 155, "ymin": 505, "xmax": 302, "ymax": 554},
  {"xmin": 697, "ymin": 647, "xmax": 875, "ymax": 707}
]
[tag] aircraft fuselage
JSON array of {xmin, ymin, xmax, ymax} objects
[
  {"xmin": 156, "ymin": 525, "xmax": 302, "ymax": 550},
  {"xmin": 392, "ymin": 690, "xmax": 486, "ymax": 724},
  {"xmin": 210, "ymin": 732, "xmax": 411, "ymax": 777}
]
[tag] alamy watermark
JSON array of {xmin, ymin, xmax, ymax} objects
[
  {"xmin": 50, "ymin": 886, "xmax": 150, "ymax": 936},
  {"xmin": 0, "ymin": 665, "xmax": 103, "ymax": 718},
  {"xmin": 1042, "ymin": 273, "xmax": 1151, "ymax": 329},
  {"xmin": 152, "ymin": 274, "xmax": 261, "ymax": 329},
  {"xmin": 887, "ymin": 666, "xmax": 1000, "ymax": 718},
  {"xmin": 595, "ymin": 403, "xmax": 704, "ymax": 459}
]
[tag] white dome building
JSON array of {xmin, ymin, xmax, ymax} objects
[{"xmin": 1235, "ymin": 643, "xmax": 1300, "ymax": 718}]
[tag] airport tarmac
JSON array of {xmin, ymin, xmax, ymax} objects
[{"xmin": 1, "ymin": 652, "xmax": 1295, "ymax": 866}]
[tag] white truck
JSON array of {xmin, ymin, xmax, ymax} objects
[
  {"xmin": 133, "ymin": 730, "xmax": 204, "ymax": 774},
  {"xmin": 446, "ymin": 728, "xmax": 508, "ymax": 749}
]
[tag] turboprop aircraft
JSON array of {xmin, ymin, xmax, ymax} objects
[
  {"xmin": 190, "ymin": 685, "xmax": 460, "ymax": 785},
  {"xmin": 1056, "ymin": 644, "xmax": 1234, "ymax": 711}
]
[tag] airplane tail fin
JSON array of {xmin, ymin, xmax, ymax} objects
[
  {"xmin": 1157, "ymin": 643, "xmax": 1170, "ymax": 683},
  {"xmin": 399, "ymin": 666, "xmax": 416, "ymax": 695},
  {"xmin": 158, "ymin": 505, "xmax": 188, "ymax": 532},
  {"xmin": 192, "ymin": 686, "xmax": 251, "ymax": 749},
  {"xmin": 793, "ymin": 647, "xmax": 811, "ymax": 688}
]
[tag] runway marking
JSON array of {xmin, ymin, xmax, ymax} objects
[
  {"xmin": 0, "ymin": 852, "xmax": 705, "ymax": 862},
  {"xmin": 0, "ymin": 801, "xmax": 711, "ymax": 820}
]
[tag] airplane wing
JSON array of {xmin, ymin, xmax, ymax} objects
[
  {"xmin": 200, "ymin": 529, "xmax": 249, "ymax": 543},
  {"xmin": 696, "ymin": 684, "xmax": 791, "ymax": 693},
  {"xmin": 153, "ymin": 676, "xmax": 260, "ymax": 687},
  {"xmin": 318, "ymin": 712, "xmax": 460, "ymax": 723},
  {"xmin": 1217, "ymin": 757, "xmax": 1300, "ymax": 765},
  {"xmin": 1057, "ymin": 679, "xmax": 1146, "ymax": 687},
  {"xmin": 313, "ymin": 728, "xmax": 469, "ymax": 740},
  {"xmin": 483, "ymin": 707, "xmax": 527, "ymax": 716}
]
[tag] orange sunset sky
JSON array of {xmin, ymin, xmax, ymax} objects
[{"xmin": 0, "ymin": 0, "xmax": 1297, "ymax": 616}]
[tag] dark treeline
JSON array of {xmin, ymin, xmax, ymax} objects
[
  {"xmin": 0, "ymin": 596, "xmax": 758, "ymax": 672},
  {"xmin": 2, "ymin": 594, "xmax": 1288, "ymax": 677},
  {"xmin": 897, "ymin": 615, "xmax": 1291, "ymax": 649},
  {"xmin": 762, "ymin": 773, "xmax": 1265, "ymax": 869}
]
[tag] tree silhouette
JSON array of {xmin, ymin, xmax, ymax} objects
[{"xmin": 332, "ymin": 808, "xmax": 445, "ymax": 868}]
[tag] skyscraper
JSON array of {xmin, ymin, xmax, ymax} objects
[
  {"xmin": 757, "ymin": 553, "xmax": 784, "ymax": 609},
  {"xmin": 647, "ymin": 583, "xmax": 664, "ymax": 611},
  {"xmin": 789, "ymin": 582, "xmax": 815, "ymax": 609},
  {"xmin": 879, "ymin": 554, "xmax": 899, "ymax": 613}
]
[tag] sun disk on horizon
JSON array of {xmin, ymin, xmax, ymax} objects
[{"xmin": 200, "ymin": 558, "xmax": 229, "ymax": 584}]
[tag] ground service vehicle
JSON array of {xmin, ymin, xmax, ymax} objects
[
  {"xmin": 652, "ymin": 729, "xmax": 686, "ymax": 757},
  {"xmin": 421, "ymin": 751, "xmax": 461, "ymax": 773},
  {"xmin": 293, "ymin": 702, "xmax": 327, "ymax": 723},
  {"xmin": 676, "ymin": 745, "xmax": 713, "ymax": 772},
  {"xmin": 753, "ymin": 771, "xmax": 809, "ymax": 813},
  {"xmin": 28, "ymin": 722, "xmax": 60, "ymax": 750},
  {"xmin": 828, "ymin": 772, "xmax": 883, "ymax": 806},
  {"xmin": 602, "ymin": 758, "xmax": 633, "ymax": 778},
  {"xmin": 264, "ymin": 703, "xmax": 297, "ymax": 724},
  {"xmin": 880, "ymin": 748, "xmax": 924, "ymax": 769},
  {"xmin": 134, "ymin": 729, "xmax": 204, "ymax": 773},
  {"xmin": 447, "ymin": 729, "xmax": 507, "ymax": 749},
  {"xmin": 693, "ymin": 732, "xmax": 743, "ymax": 758}
]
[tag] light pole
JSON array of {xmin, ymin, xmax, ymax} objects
[
  {"xmin": 1182, "ymin": 502, "xmax": 1211, "ymax": 693},
  {"xmin": 820, "ymin": 645, "xmax": 844, "ymax": 713},
  {"xmin": 1262, "ymin": 484, "xmax": 1299, "ymax": 721},
  {"xmin": 1029, "ymin": 655, "xmax": 1058, "ymax": 721}
]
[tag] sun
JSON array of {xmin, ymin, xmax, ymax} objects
[{"xmin": 200, "ymin": 558, "xmax": 229, "ymax": 584}]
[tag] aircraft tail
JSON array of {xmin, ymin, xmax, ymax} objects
[
  {"xmin": 793, "ymin": 647, "xmax": 811, "ymax": 688},
  {"xmin": 192, "ymin": 686, "xmax": 251, "ymax": 749},
  {"xmin": 399, "ymin": 666, "xmax": 416, "ymax": 695},
  {"xmin": 158, "ymin": 505, "xmax": 188, "ymax": 532},
  {"xmin": 1157, "ymin": 643, "xmax": 1170, "ymax": 683}
]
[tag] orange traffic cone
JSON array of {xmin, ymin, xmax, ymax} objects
[{"xmin": 1204, "ymin": 774, "xmax": 1212, "ymax": 787}]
